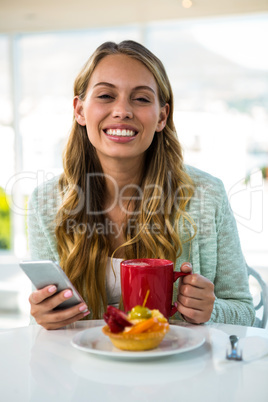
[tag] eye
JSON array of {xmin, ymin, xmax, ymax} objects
[
  {"xmin": 134, "ymin": 97, "xmax": 150, "ymax": 103},
  {"xmin": 98, "ymin": 94, "xmax": 114, "ymax": 100}
]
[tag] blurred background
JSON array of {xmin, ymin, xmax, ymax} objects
[{"xmin": 0, "ymin": 0, "xmax": 268, "ymax": 328}]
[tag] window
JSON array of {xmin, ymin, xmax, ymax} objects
[
  {"xmin": 146, "ymin": 14, "xmax": 268, "ymax": 266},
  {"xmin": 0, "ymin": 36, "xmax": 13, "ymax": 251}
]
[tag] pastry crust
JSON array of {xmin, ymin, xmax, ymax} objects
[{"xmin": 102, "ymin": 324, "xmax": 169, "ymax": 351}]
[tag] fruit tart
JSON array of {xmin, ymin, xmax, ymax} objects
[{"xmin": 102, "ymin": 305, "xmax": 169, "ymax": 351}]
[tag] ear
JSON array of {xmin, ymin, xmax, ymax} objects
[
  {"xmin": 73, "ymin": 96, "xmax": 86, "ymax": 126},
  {"xmin": 156, "ymin": 103, "xmax": 170, "ymax": 132}
]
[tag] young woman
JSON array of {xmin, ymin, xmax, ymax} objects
[{"xmin": 28, "ymin": 40, "xmax": 255, "ymax": 329}]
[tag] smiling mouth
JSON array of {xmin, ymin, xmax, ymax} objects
[{"xmin": 104, "ymin": 129, "xmax": 137, "ymax": 137}]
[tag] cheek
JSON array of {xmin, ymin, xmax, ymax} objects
[
  {"xmin": 146, "ymin": 116, "xmax": 161, "ymax": 134},
  {"xmin": 143, "ymin": 108, "xmax": 161, "ymax": 127},
  {"xmin": 84, "ymin": 101, "xmax": 106, "ymax": 122}
]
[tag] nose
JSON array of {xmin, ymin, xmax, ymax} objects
[{"xmin": 112, "ymin": 99, "xmax": 133, "ymax": 119}]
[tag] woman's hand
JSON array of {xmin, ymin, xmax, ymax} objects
[
  {"xmin": 175, "ymin": 262, "xmax": 215, "ymax": 324},
  {"xmin": 29, "ymin": 285, "xmax": 90, "ymax": 330}
]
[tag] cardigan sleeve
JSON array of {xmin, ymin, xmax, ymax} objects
[
  {"xmin": 27, "ymin": 179, "xmax": 60, "ymax": 262},
  {"xmin": 175, "ymin": 166, "xmax": 256, "ymax": 326},
  {"xmin": 208, "ymin": 180, "xmax": 255, "ymax": 326},
  {"xmin": 27, "ymin": 178, "xmax": 62, "ymax": 325}
]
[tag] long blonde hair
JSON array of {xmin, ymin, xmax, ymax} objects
[{"xmin": 55, "ymin": 40, "xmax": 196, "ymax": 318}]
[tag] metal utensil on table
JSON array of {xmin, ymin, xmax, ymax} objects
[{"xmin": 226, "ymin": 335, "xmax": 243, "ymax": 361}]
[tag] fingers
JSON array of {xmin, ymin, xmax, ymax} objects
[
  {"xmin": 30, "ymin": 286, "xmax": 77, "ymax": 311},
  {"xmin": 178, "ymin": 262, "xmax": 193, "ymax": 293},
  {"xmin": 178, "ymin": 262, "xmax": 193, "ymax": 295},
  {"xmin": 175, "ymin": 304, "xmax": 207, "ymax": 325},
  {"xmin": 36, "ymin": 307, "xmax": 90, "ymax": 330},
  {"xmin": 180, "ymin": 262, "xmax": 192, "ymax": 274},
  {"xmin": 180, "ymin": 272, "xmax": 211, "ymax": 290},
  {"xmin": 177, "ymin": 290, "xmax": 214, "ymax": 311},
  {"xmin": 176, "ymin": 273, "xmax": 215, "ymax": 324},
  {"xmin": 29, "ymin": 286, "xmax": 90, "ymax": 330},
  {"xmin": 29, "ymin": 285, "xmax": 58, "ymax": 305}
]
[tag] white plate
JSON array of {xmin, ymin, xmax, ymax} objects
[{"xmin": 71, "ymin": 325, "xmax": 205, "ymax": 359}]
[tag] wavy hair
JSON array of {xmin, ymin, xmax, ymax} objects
[{"xmin": 55, "ymin": 40, "xmax": 196, "ymax": 318}]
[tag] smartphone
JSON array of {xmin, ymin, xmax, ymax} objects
[{"xmin": 19, "ymin": 260, "xmax": 85, "ymax": 310}]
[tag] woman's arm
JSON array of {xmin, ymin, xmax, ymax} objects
[
  {"xmin": 176, "ymin": 175, "xmax": 255, "ymax": 326},
  {"xmin": 28, "ymin": 193, "xmax": 58, "ymax": 261},
  {"xmin": 27, "ymin": 181, "xmax": 90, "ymax": 328},
  {"xmin": 207, "ymin": 183, "xmax": 255, "ymax": 325}
]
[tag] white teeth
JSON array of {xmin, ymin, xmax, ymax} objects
[{"xmin": 105, "ymin": 129, "xmax": 136, "ymax": 137}]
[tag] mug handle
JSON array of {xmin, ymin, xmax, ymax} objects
[{"xmin": 170, "ymin": 271, "xmax": 191, "ymax": 317}]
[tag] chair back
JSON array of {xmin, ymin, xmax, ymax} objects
[{"xmin": 247, "ymin": 265, "xmax": 268, "ymax": 328}]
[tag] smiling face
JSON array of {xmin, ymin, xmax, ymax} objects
[{"xmin": 74, "ymin": 54, "xmax": 169, "ymax": 167}]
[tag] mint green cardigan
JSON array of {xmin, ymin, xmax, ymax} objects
[{"xmin": 27, "ymin": 165, "xmax": 255, "ymax": 326}]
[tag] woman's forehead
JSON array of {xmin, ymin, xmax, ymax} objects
[{"xmin": 89, "ymin": 54, "xmax": 158, "ymax": 90}]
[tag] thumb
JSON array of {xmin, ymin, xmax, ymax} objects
[{"xmin": 180, "ymin": 262, "xmax": 192, "ymax": 273}]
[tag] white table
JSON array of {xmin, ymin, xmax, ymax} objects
[{"xmin": 0, "ymin": 321, "xmax": 268, "ymax": 402}]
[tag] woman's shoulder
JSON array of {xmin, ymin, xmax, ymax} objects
[
  {"xmin": 184, "ymin": 165, "xmax": 228, "ymax": 212},
  {"xmin": 184, "ymin": 164, "xmax": 224, "ymax": 189}
]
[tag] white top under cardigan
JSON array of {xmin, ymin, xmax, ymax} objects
[{"xmin": 105, "ymin": 257, "xmax": 122, "ymax": 307}]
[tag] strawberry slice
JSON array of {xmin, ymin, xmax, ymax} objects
[
  {"xmin": 107, "ymin": 306, "xmax": 132, "ymax": 328},
  {"xmin": 107, "ymin": 315, "xmax": 124, "ymax": 333},
  {"xmin": 103, "ymin": 313, "xmax": 110, "ymax": 324}
]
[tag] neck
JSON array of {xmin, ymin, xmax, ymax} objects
[{"xmin": 100, "ymin": 156, "xmax": 144, "ymax": 204}]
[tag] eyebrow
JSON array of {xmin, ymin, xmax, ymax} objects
[{"xmin": 93, "ymin": 82, "xmax": 156, "ymax": 95}]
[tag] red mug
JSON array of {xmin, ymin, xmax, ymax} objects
[{"xmin": 120, "ymin": 258, "xmax": 190, "ymax": 318}]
